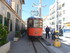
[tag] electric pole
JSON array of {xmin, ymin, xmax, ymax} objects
[
  {"xmin": 39, "ymin": 0, "xmax": 42, "ymax": 18},
  {"xmin": 55, "ymin": 0, "xmax": 59, "ymax": 31},
  {"xmin": 32, "ymin": 0, "xmax": 46, "ymax": 18}
]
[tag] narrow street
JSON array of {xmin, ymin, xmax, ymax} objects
[
  {"xmin": 0, "ymin": 0, "xmax": 70, "ymax": 53},
  {"xmin": 8, "ymin": 33, "xmax": 70, "ymax": 53}
]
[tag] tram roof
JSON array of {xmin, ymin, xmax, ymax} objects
[
  {"xmin": 28, "ymin": 16, "xmax": 42, "ymax": 19},
  {"xmin": 29, "ymin": 16, "xmax": 35, "ymax": 18}
]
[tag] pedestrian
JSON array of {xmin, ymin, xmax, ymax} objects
[
  {"xmin": 50, "ymin": 27, "xmax": 55, "ymax": 39},
  {"xmin": 59, "ymin": 27, "xmax": 63, "ymax": 36},
  {"xmin": 52, "ymin": 30, "xmax": 59, "ymax": 40},
  {"xmin": 45, "ymin": 26, "xmax": 50, "ymax": 39},
  {"xmin": 50, "ymin": 27, "xmax": 55, "ymax": 35}
]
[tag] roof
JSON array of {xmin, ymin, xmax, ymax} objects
[
  {"xmin": 28, "ymin": 16, "xmax": 43, "ymax": 20},
  {"xmin": 29, "ymin": 16, "xmax": 35, "ymax": 18}
]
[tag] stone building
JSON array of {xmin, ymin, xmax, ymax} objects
[{"xmin": 0, "ymin": 0, "xmax": 25, "ymax": 32}]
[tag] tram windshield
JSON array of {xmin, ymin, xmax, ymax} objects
[
  {"xmin": 34, "ymin": 19, "xmax": 42, "ymax": 28},
  {"xmin": 28, "ymin": 19, "xmax": 33, "ymax": 27}
]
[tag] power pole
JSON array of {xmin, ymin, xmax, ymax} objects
[
  {"xmin": 55, "ymin": 0, "xmax": 59, "ymax": 31},
  {"xmin": 32, "ymin": 0, "xmax": 46, "ymax": 18},
  {"xmin": 39, "ymin": 0, "xmax": 42, "ymax": 18}
]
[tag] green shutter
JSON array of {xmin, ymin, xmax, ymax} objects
[
  {"xmin": 0, "ymin": 15, "xmax": 2, "ymax": 24},
  {"xmin": 4, "ymin": 18, "xmax": 6, "ymax": 26}
]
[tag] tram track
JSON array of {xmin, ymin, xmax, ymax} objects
[
  {"xmin": 30, "ymin": 38, "xmax": 38, "ymax": 53},
  {"xmin": 37, "ymin": 38, "xmax": 51, "ymax": 53},
  {"xmin": 30, "ymin": 37, "xmax": 51, "ymax": 53}
]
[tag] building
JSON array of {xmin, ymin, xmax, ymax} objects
[
  {"xmin": 49, "ymin": 0, "xmax": 70, "ymax": 30},
  {"xmin": 43, "ymin": 16, "xmax": 50, "ymax": 32},
  {"xmin": 0, "ymin": 0, "xmax": 25, "ymax": 32}
]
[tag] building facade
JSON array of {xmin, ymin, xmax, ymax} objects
[
  {"xmin": 0, "ymin": 0, "xmax": 25, "ymax": 32},
  {"xmin": 49, "ymin": 0, "xmax": 70, "ymax": 30},
  {"xmin": 43, "ymin": 16, "xmax": 50, "ymax": 32}
]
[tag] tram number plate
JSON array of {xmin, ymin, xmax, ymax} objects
[{"xmin": 35, "ymin": 32, "xmax": 38, "ymax": 34}]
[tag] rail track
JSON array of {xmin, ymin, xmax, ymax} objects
[
  {"xmin": 30, "ymin": 37, "xmax": 51, "ymax": 53},
  {"xmin": 30, "ymin": 38, "xmax": 38, "ymax": 53}
]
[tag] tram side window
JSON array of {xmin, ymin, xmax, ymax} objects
[
  {"xmin": 28, "ymin": 20, "xmax": 33, "ymax": 27},
  {"xmin": 39, "ymin": 20, "xmax": 43, "ymax": 27}
]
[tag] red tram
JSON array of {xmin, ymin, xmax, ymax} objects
[{"xmin": 27, "ymin": 17, "xmax": 43, "ymax": 37}]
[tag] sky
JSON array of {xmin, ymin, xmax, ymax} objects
[{"xmin": 22, "ymin": 0, "xmax": 55, "ymax": 21}]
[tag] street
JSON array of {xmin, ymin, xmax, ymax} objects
[
  {"xmin": 8, "ymin": 33, "xmax": 70, "ymax": 53},
  {"xmin": 0, "ymin": 0, "xmax": 70, "ymax": 53}
]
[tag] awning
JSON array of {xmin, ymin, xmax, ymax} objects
[
  {"xmin": 64, "ymin": 22, "xmax": 70, "ymax": 26},
  {"xmin": 66, "ymin": 24, "xmax": 70, "ymax": 26}
]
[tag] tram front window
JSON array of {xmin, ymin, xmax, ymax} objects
[
  {"xmin": 34, "ymin": 19, "xmax": 42, "ymax": 28},
  {"xmin": 28, "ymin": 20, "xmax": 33, "ymax": 27}
]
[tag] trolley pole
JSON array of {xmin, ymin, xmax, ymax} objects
[{"xmin": 32, "ymin": 0, "xmax": 46, "ymax": 18}]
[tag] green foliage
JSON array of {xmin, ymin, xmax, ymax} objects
[
  {"xmin": 0, "ymin": 24, "xmax": 9, "ymax": 46},
  {"xmin": 15, "ymin": 31, "xmax": 21, "ymax": 37},
  {"xmin": 20, "ymin": 29, "xmax": 26, "ymax": 34}
]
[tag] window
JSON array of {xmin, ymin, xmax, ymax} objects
[
  {"xmin": 51, "ymin": 22, "xmax": 55, "ymax": 25},
  {"xmin": 58, "ymin": 5, "xmax": 61, "ymax": 10},
  {"xmin": 28, "ymin": 20, "xmax": 33, "ymax": 27},
  {"xmin": 4, "ymin": 17, "xmax": 7, "ymax": 26},
  {"xmin": 34, "ymin": 19, "xmax": 42, "ymax": 28},
  {"xmin": 62, "ymin": 3, "xmax": 65, "ymax": 7},
  {"xmin": 59, "ymin": 20, "xmax": 61, "ymax": 24},
  {"xmin": 63, "ymin": 18, "xmax": 65, "ymax": 21},
  {"xmin": 17, "ymin": 4, "xmax": 19, "ymax": 14},
  {"xmin": 4, "ymin": 18, "xmax": 9, "ymax": 30},
  {"xmin": 58, "ymin": 12, "xmax": 62, "ymax": 17},
  {"xmin": 52, "ymin": 17, "xmax": 55, "ymax": 19},
  {"xmin": 21, "ymin": 23, "xmax": 25, "ymax": 30},
  {"xmin": 0, "ymin": 15, "xmax": 3, "ymax": 24},
  {"xmin": 7, "ymin": 12, "xmax": 11, "ymax": 19},
  {"xmin": 15, "ymin": 19, "xmax": 20, "ymax": 31},
  {"xmin": 50, "ymin": 11, "xmax": 55, "ymax": 15},
  {"xmin": 20, "ymin": 9, "xmax": 21, "ymax": 16},
  {"xmin": 20, "ymin": 0, "xmax": 22, "ymax": 4},
  {"xmin": 10, "ymin": 20, "xmax": 12, "ymax": 31},
  {"xmin": 63, "ymin": 10, "xmax": 65, "ymax": 14}
]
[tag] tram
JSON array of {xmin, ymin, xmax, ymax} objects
[{"xmin": 27, "ymin": 16, "xmax": 43, "ymax": 37}]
